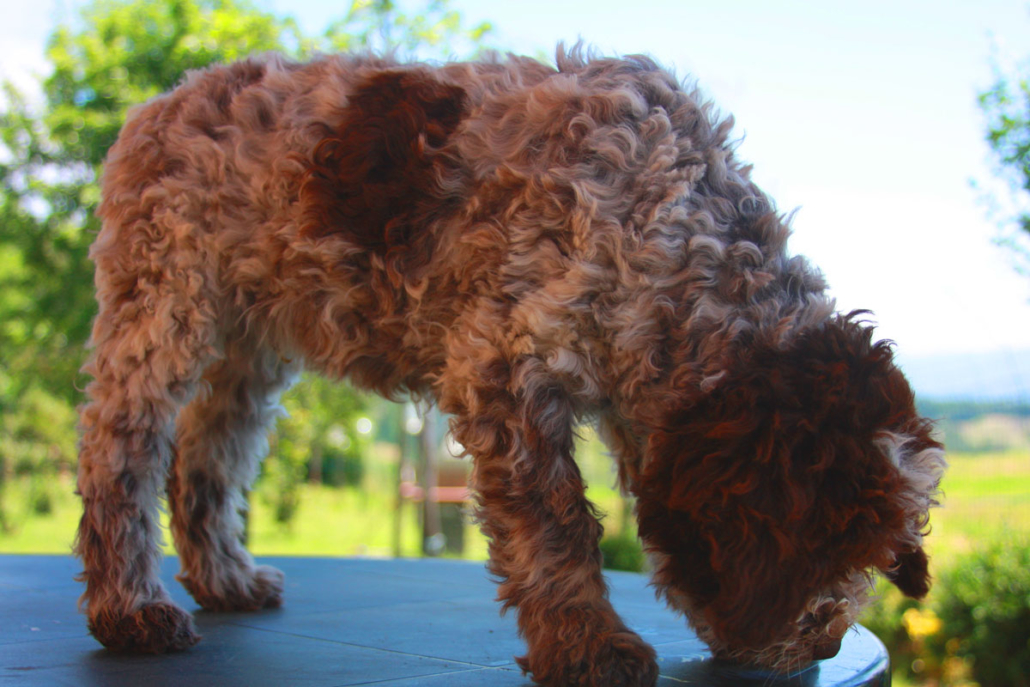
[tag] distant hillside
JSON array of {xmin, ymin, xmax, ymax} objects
[
  {"xmin": 915, "ymin": 399, "xmax": 1030, "ymax": 453},
  {"xmin": 895, "ymin": 349, "xmax": 1030, "ymax": 402},
  {"xmin": 917, "ymin": 398, "xmax": 1030, "ymax": 421}
]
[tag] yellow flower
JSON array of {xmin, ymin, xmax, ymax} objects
[{"xmin": 902, "ymin": 607, "xmax": 942, "ymax": 639}]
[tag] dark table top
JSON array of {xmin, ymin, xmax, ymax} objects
[{"xmin": 0, "ymin": 555, "xmax": 889, "ymax": 686}]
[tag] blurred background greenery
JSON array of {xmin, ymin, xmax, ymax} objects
[{"xmin": 2, "ymin": 1, "xmax": 1030, "ymax": 685}]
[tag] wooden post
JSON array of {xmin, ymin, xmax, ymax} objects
[
  {"xmin": 392, "ymin": 403, "xmax": 408, "ymax": 558},
  {"xmin": 308, "ymin": 442, "xmax": 323, "ymax": 484},
  {"xmin": 420, "ymin": 406, "xmax": 442, "ymax": 556},
  {"xmin": 240, "ymin": 491, "xmax": 249, "ymax": 547}
]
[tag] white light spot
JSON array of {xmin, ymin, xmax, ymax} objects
[
  {"xmin": 326, "ymin": 425, "xmax": 349, "ymax": 449},
  {"xmin": 405, "ymin": 416, "xmax": 423, "ymax": 435}
]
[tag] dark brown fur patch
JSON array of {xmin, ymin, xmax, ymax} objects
[{"xmin": 298, "ymin": 69, "xmax": 468, "ymax": 280}]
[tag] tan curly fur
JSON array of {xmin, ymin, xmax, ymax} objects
[{"xmin": 74, "ymin": 46, "xmax": 945, "ymax": 686}]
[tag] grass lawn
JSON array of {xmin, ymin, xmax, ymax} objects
[
  {"xmin": 0, "ymin": 474, "xmax": 482, "ymax": 558},
  {"xmin": 0, "ymin": 472, "xmax": 82, "ymax": 554},
  {"xmin": 2, "ymin": 450, "xmax": 1026, "ymax": 559},
  {"xmin": 926, "ymin": 450, "xmax": 1030, "ymax": 566},
  {"xmin": 0, "ymin": 438, "xmax": 632, "ymax": 560}
]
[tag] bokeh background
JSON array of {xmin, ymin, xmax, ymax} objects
[{"xmin": 2, "ymin": 2, "xmax": 1029, "ymax": 685}]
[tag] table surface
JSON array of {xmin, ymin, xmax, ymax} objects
[{"xmin": 0, "ymin": 555, "xmax": 890, "ymax": 686}]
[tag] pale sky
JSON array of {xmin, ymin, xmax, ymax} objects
[{"xmin": 4, "ymin": 0, "xmax": 1030, "ymax": 368}]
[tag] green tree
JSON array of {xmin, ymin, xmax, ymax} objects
[
  {"xmin": 261, "ymin": 379, "xmax": 374, "ymax": 527},
  {"xmin": 0, "ymin": 0, "xmax": 493, "ymax": 528},
  {"xmin": 319, "ymin": 0, "xmax": 493, "ymax": 58},
  {"xmin": 979, "ymin": 52, "xmax": 1030, "ymax": 275}
]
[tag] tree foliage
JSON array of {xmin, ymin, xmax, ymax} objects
[
  {"xmin": 0, "ymin": 0, "xmax": 493, "ymax": 526},
  {"xmin": 979, "ymin": 54, "xmax": 1030, "ymax": 274},
  {"xmin": 318, "ymin": 0, "xmax": 493, "ymax": 58},
  {"xmin": 2, "ymin": 0, "xmax": 295, "ymax": 410}
]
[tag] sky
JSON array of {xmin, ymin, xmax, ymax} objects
[{"xmin": 3, "ymin": 0, "xmax": 1030, "ymax": 396}]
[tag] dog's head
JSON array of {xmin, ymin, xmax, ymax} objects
[{"xmin": 635, "ymin": 314, "xmax": 944, "ymax": 669}]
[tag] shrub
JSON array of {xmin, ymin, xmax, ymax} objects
[
  {"xmin": 862, "ymin": 581, "xmax": 940, "ymax": 682},
  {"xmin": 31, "ymin": 488, "xmax": 53, "ymax": 516},
  {"xmin": 932, "ymin": 537, "xmax": 1030, "ymax": 687},
  {"xmin": 321, "ymin": 444, "xmax": 365, "ymax": 487},
  {"xmin": 599, "ymin": 532, "xmax": 645, "ymax": 572}
]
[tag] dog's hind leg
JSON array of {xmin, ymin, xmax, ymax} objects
[
  {"xmin": 168, "ymin": 338, "xmax": 300, "ymax": 611},
  {"xmin": 443, "ymin": 352, "xmax": 659, "ymax": 687},
  {"xmin": 74, "ymin": 224, "xmax": 220, "ymax": 652}
]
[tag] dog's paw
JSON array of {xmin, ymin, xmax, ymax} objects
[
  {"xmin": 518, "ymin": 624, "xmax": 659, "ymax": 687},
  {"xmin": 89, "ymin": 601, "xmax": 200, "ymax": 653},
  {"xmin": 184, "ymin": 564, "xmax": 285, "ymax": 612},
  {"xmin": 246, "ymin": 564, "xmax": 285, "ymax": 610}
]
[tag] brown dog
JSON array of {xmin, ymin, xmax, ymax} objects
[{"xmin": 74, "ymin": 47, "xmax": 944, "ymax": 686}]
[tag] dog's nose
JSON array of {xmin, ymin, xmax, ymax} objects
[{"xmin": 812, "ymin": 637, "xmax": 842, "ymax": 661}]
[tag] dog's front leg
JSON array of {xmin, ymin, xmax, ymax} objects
[{"xmin": 448, "ymin": 358, "xmax": 658, "ymax": 687}]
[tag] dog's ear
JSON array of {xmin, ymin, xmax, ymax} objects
[
  {"xmin": 885, "ymin": 547, "xmax": 931, "ymax": 599},
  {"xmin": 299, "ymin": 68, "xmax": 468, "ymax": 261}
]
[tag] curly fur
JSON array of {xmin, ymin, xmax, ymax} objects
[{"xmin": 74, "ymin": 46, "xmax": 945, "ymax": 685}]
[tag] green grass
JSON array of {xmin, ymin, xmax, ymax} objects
[
  {"xmin": 247, "ymin": 484, "xmax": 489, "ymax": 559},
  {"xmin": 926, "ymin": 450, "xmax": 1030, "ymax": 566},
  {"xmin": 3, "ymin": 450, "xmax": 1026, "ymax": 561},
  {"xmin": 0, "ymin": 474, "xmax": 482, "ymax": 558},
  {"xmin": 0, "ymin": 473, "xmax": 81, "ymax": 553},
  {"xmin": 0, "ymin": 437, "xmax": 630, "ymax": 560}
]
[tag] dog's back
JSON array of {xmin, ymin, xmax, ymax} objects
[{"xmin": 98, "ymin": 49, "xmax": 826, "ymax": 407}]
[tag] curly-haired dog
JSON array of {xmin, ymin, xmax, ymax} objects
[{"xmin": 74, "ymin": 47, "xmax": 945, "ymax": 686}]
